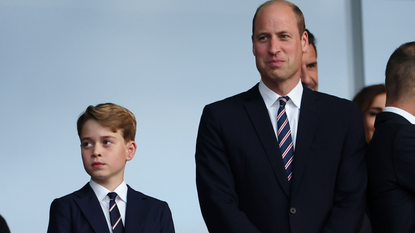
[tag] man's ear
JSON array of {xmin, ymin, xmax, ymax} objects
[
  {"xmin": 252, "ymin": 35, "xmax": 256, "ymax": 55},
  {"xmin": 126, "ymin": 141, "xmax": 137, "ymax": 161},
  {"xmin": 301, "ymin": 30, "xmax": 309, "ymax": 53}
]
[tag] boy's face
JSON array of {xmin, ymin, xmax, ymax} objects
[{"xmin": 80, "ymin": 119, "xmax": 136, "ymax": 188}]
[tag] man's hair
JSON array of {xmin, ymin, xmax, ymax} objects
[
  {"xmin": 385, "ymin": 42, "xmax": 415, "ymax": 102},
  {"xmin": 252, "ymin": 0, "xmax": 305, "ymax": 38},
  {"xmin": 306, "ymin": 29, "xmax": 317, "ymax": 57},
  {"xmin": 353, "ymin": 84, "xmax": 386, "ymax": 118},
  {"xmin": 77, "ymin": 103, "xmax": 136, "ymax": 142}
]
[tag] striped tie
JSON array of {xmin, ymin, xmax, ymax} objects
[
  {"xmin": 277, "ymin": 96, "xmax": 294, "ymax": 182},
  {"xmin": 108, "ymin": 192, "xmax": 124, "ymax": 233}
]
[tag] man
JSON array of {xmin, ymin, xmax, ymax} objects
[
  {"xmin": 301, "ymin": 29, "xmax": 318, "ymax": 90},
  {"xmin": 195, "ymin": 1, "xmax": 367, "ymax": 233},
  {"xmin": 367, "ymin": 42, "xmax": 415, "ymax": 233}
]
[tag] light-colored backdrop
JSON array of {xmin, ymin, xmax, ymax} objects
[{"xmin": 1, "ymin": 0, "xmax": 414, "ymax": 232}]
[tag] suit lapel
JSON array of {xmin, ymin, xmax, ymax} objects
[
  {"xmin": 124, "ymin": 186, "xmax": 146, "ymax": 233},
  {"xmin": 291, "ymin": 88, "xmax": 320, "ymax": 192},
  {"xmin": 244, "ymin": 84, "xmax": 290, "ymax": 197},
  {"xmin": 75, "ymin": 184, "xmax": 110, "ymax": 233}
]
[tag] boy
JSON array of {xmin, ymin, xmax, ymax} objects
[{"xmin": 47, "ymin": 103, "xmax": 175, "ymax": 233}]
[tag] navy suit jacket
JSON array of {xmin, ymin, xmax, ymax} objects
[
  {"xmin": 47, "ymin": 184, "xmax": 175, "ymax": 233},
  {"xmin": 367, "ymin": 111, "xmax": 415, "ymax": 233},
  {"xmin": 196, "ymin": 84, "xmax": 367, "ymax": 233}
]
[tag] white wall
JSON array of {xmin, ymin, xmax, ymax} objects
[
  {"xmin": 362, "ymin": 0, "xmax": 415, "ymax": 86},
  {"xmin": 1, "ymin": 0, "xmax": 411, "ymax": 232}
]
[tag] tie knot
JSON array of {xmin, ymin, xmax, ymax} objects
[
  {"xmin": 108, "ymin": 192, "xmax": 117, "ymax": 200},
  {"xmin": 279, "ymin": 96, "xmax": 289, "ymax": 108}
]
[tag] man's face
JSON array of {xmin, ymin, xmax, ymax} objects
[
  {"xmin": 301, "ymin": 44, "xmax": 318, "ymax": 91},
  {"xmin": 252, "ymin": 3, "xmax": 307, "ymax": 90}
]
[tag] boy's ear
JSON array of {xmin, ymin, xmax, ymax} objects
[{"xmin": 126, "ymin": 141, "xmax": 137, "ymax": 161}]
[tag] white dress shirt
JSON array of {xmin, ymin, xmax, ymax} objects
[
  {"xmin": 259, "ymin": 79, "xmax": 303, "ymax": 148},
  {"xmin": 383, "ymin": 106, "xmax": 415, "ymax": 124},
  {"xmin": 89, "ymin": 180, "xmax": 128, "ymax": 233}
]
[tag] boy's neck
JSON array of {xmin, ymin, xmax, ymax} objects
[{"xmin": 92, "ymin": 178, "xmax": 124, "ymax": 192}]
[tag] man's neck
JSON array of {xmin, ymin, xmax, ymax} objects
[
  {"xmin": 387, "ymin": 99, "xmax": 415, "ymax": 117},
  {"xmin": 262, "ymin": 77, "xmax": 300, "ymax": 96}
]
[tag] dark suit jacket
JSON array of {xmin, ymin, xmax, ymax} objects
[
  {"xmin": 196, "ymin": 84, "xmax": 367, "ymax": 233},
  {"xmin": 367, "ymin": 111, "xmax": 415, "ymax": 233},
  {"xmin": 47, "ymin": 184, "xmax": 175, "ymax": 233},
  {"xmin": 0, "ymin": 215, "xmax": 10, "ymax": 233}
]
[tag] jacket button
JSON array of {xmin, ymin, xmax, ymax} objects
[{"xmin": 290, "ymin": 207, "xmax": 296, "ymax": 214}]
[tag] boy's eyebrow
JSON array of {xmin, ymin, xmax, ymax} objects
[
  {"xmin": 80, "ymin": 135, "xmax": 117, "ymax": 141},
  {"xmin": 81, "ymin": 135, "xmax": 115, "ymax": 141},
  {"xmin": 100, "ymin": 135, "xmax": 117, "ymax": 140},
  {"xmin": 80, "ymin": 137, "xmax": 92, "ymax": 141}
]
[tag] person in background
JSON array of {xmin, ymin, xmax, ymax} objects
[
  {"xmin": 367, "ymin": 41, "xmax": 415, "ymax": 232},
  {"xmin": 0, "ymin": 215, "xmax": 11, "ymax": 233},
  {"xmin": 301, "ymin": 29, "xmax": 318, "ymax": 90},
  {"xmin": 353, "ymin": 84, "xmax": 386, "ymax": 143}
]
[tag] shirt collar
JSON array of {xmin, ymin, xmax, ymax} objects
[
  {"xmin": 259, "ymin": 79, "xmax": 303, "ymax": 109},
  {"xmin": 384, "ymin": 106, "xmax": 415, "ymax": 124},
  {"xmin": 89, "ymin": 179, "xmax": 128, "ymax": 203}
]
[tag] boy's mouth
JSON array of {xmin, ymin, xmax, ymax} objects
[{"xmin": 92, "ymin": 162, "xmax": 104, "ymax": 168}]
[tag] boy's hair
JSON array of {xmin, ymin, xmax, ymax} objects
[{"xmin": 77, "ymin": 103, "xmax": 136, "ymax": 142}]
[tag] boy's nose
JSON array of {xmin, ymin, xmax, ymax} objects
[{"xmin": 92, "ymin": 147, "xmax": 102, "ymax": 157}]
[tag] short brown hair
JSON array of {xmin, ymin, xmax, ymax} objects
[
  {"xmin": 77, "ymin": 103, "xmax": 136, "ymax": 142},
  {"xmin": 252, "ymin": 0, "xmax": 305, "ymax": 37},
  {"xmin": 353, "ymin": 84, "xmax": 386, "ymax": 117},
  {"xmin": 385, "ymin": 42, "xmax": 415, "ymax": 103}
]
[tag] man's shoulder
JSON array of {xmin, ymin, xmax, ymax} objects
[
  {"xmin": 205, "ymin": 84, "xmax": 259, "ymax": 108},
  {"xmin": 312, "ymin": 90, "xmax": 354, "ymax": 106},
  {"xmin": 301, "ymin": 89, "xmax": 358, "ymax": 116}
]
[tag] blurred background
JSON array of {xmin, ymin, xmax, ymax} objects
[{"xmin": 1, "ymin": 0, "xmax": 414, "ymax": 232}]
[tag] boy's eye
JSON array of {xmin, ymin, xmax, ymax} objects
[
  {"xmin": 103, "ymin": 140, "xmax": 112, "ymax": 145},
  {"xmin": 82, "ymin": 142, "xmax": 92, "ymax": 147}
]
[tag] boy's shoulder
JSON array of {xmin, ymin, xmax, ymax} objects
[
  {"xmin": 126, "ymin": 185, "xmax": 169, "ymax": 206},
  {"xmin": 52, "ymin": 183, "xmax": 170, "ymax": 210},
  {"xmin": 52, "ymin": 183, "xmax": 94, "ymax": 203}
]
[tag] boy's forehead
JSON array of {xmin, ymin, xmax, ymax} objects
[{"xmin": 80, "ymin": 119, "xmax": 120, "ymax": 138}]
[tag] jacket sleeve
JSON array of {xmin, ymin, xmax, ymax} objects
[
  {"xmin": 393, "ymin": 125, "xmax": 415, "ymax": 194},
  {"xmin": 160, "ymin": 202, "xmax": 175, "ymax": 233},
  {"xmin": 321, "ymin": 104, "xmax": 367, "ymax": 233},
  {"xmin": 195, "ymin": 105, "xmax": 262, "ymax": 233},
  {"xmin": 47, "ymin": 198, "xmax": 72, "ymax": 233}
]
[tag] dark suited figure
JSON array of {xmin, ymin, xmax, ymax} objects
[
  {"xmin": 0, "ymin": 215, "xmax": 10, "ymax": 233},
  {"xmin": 367, "ymin": 42, "xmax": 415, "ymax": 233},
  {"xmin": 47, "ymin": 103, "xmax": 175, "ymax": 233},
  {"xmin": 195, "ymin": 1, "xmax": 367, "ymax": 233}
]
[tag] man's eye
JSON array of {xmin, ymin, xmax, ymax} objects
[
  {"xmin": 258, "ymin": 36, "xmax": 267, "ymax": 41},
  {"xmin": 280, "ymin": 34, "xmax": 290, "ymax": 40}
]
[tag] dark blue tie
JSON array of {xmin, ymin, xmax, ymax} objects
[
  {"xmin": 277, "ymin": 96, "xmax": 294, "ymax": 182},
  {"xmin": 108, "ymin": 192, "xmax": 124, "ymax": 233}
]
